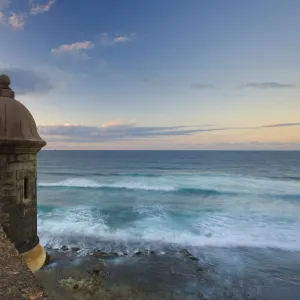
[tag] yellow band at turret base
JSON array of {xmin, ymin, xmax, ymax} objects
[{"xmin": 21, "ymin": 243, "xmax": 46, "ymax": 273}]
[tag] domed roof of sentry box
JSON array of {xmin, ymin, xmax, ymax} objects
[{"xmin": 0, "ymin": 74, "xmax": 46, "ymax": 144}]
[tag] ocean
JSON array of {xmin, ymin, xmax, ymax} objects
[{"xmin": 37, "ymin": 151, "xmax": 300, "ymax": 299}]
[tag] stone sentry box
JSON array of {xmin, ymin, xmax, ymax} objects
[{"xmin": 0, "ymin": 74, "xmax": 47, "ymax": 273}]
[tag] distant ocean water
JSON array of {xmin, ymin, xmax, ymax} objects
[{"xmin": 37, "ymin": 151, "xmax": 300, "ymax": 299}]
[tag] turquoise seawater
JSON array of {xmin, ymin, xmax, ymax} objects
[{"xmin": 37, "ymin": 151, "xmax": 300, "ymax": 299}]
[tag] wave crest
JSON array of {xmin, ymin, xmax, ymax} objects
[
  {"xmin": 38, "ymin": 178, "xmax": 238, "ymax": 195},
  {"xmin": 38, "ymin": 174, "xmax": 300, "ymax": 197}
]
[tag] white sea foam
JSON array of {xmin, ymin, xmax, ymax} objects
[
  {"xmin": 38, "ymin": 204, "xmax": 300, "ymax": 252},
  {"xmin": 39, "ymin": 178, "xmax": 176, "ymax": 192},
  {"xmin": 37, "ymin": 173, "xmax": 300, "ymax": 253},
  {"xmin": 38, "ymin": 173, "xmax": 300, "ymax": 195}
]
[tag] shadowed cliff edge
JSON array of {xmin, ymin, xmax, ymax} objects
[{"xmin": 0, "ymin": 227, "xmax": 48, "ymax": 299}]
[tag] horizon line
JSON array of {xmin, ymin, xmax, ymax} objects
[{"xmin": 41, "ymin": 149, "xmax": 300, "ymax": 151}]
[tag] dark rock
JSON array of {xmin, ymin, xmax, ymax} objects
[
  {"xmin": 181, "ymin": 249, "xmax": 190, "ymax": 256},
  {"xmin": 43, "ymin": 253, "xmax": 54, "ymax": 267},
  {"xmin": 92, "ymin": 251, "xmax": 119, "ymax": 259},
  {"xmin": 87, "ymin": 262, "xmax": 105, "ymax": 271},
  {"xmin": 73, "ymin": 284, "xmax": 79, "ymax": 290},
  {"xmin": 198, "ymin": 290, "xmax": 205, "ymax": 298},
  {"xmin": 181, "ymin": 249, "xmax": 199, "ymax": 261},
  {"xmin": 150, "ymin": 250, "xmax": 156, "ymax": 255},
  {"xmin": 87, "ymin": 261, "xmax": 109, "ymax": 279},
  {"xmin": 197, "ymin": 266, "xmax": 205, "ymax": 272},
  {"xmin": 135, "ymin": 251, "xmax": 143, "ymax": 255},
  {"xmin": 89, "ymin": 268, "xmax": 109, "ymax": 278},
  {"xmin": 61, "ymin": 245, "xmax": 69, "ymax": 251},
  {"xmin": 71, "ymin": 247, "xmax": 81, "ymax": 252},
  {"xmin": 92, "ymin": 269, "xmax": 100, "ymax": 276}
]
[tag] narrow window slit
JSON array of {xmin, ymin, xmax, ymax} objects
[{"xmin": 24, "ymin": 177, "xmax": 29, "ymax": 199}]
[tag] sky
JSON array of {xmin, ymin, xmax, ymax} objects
[{"xmin": 0, "ymin": 0, "xmax": 300, "ymax": 150}]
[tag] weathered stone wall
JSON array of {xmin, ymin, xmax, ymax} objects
[
  {"xmin": 0, "ymin": 152, "xmax": 39, "ymax": 254},
  {"xmin": 0, "ymin": 226, "xmax": 49, "ymax": 299}
]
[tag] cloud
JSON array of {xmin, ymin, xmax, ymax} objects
[
  {"xmin": 100, "ymin": 120, "xmax": 136, "ymax": 128},
  {"xmin": 51, "ymin": 41, "xmax": 95, "ymax": 54},
  {"xmin": 244, "ymin": 82, "xmax": 297, "ymax": 89},
  {"xmin": 261, "ymin": 122, "xmax": 300, "ymax": 128},
  {"xmin": 200, "ymin": 142, "xmax": 300, "ymax": 150},
  {"xmin": 0, "ymin": 67, "xmax": 53, "ymax": 94},
  {"xmin": 37, "ymin": 120, "xmax": 300, "ymax": 144},
  {"xmin": 140, "ymin": 77, "xmax": 160, "ymax": 86},
  {"xmin": 50, "ymin": 33, "xmax": 134, "ymax": 59},
  {"xmin": 8, "ymin": 13, "xmax": 26, "ymax": 29},
  {"xmin": 39, "ymin": 123, "xmax": 234, "ymax": 143},
  {"xmin": 30, "ymin": 0, "xmax": 56, "ymax": 15},
  {"xmin": 0, "ymin": 1, "xmax": 55, "ymax": 29},
  {"xmin": 113, "ymin": 35, "xmax": 133, "ymax": 43},
  {"xmin": 99, "ymin": 33, "xmax": 135, "ymax": 46},
  {"xmin": 191, "ymin": 83, "xmax": 216, "ymax": 89},
  {"xmin": 0, "ymin": 11, "xmax": 5, "ymax": 23}
]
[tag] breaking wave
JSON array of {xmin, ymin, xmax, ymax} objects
[
  {"xmin": 37, "ymin": 172, "xmax": 300, "ymax": 253},
  {"xmin": 38, "ymin": 174, "xmax": 300, "ymax": 197}
]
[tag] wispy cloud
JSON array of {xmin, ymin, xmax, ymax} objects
[
  {"xmin": 0, "ymin": 0, "xmax": 55, "ymax": 29},
  {"xmin": 30, "ymin": 0, "xmax": 56, "ymax": 15},
  {"xmin": 0, "ymin": 67, "xmax": 53, "ymax": 94},
  {"xmin": 99, "ymin": 33, "xmax": 135, "ymax": 46},
  {"xmin": 37, "ymin": 121, "xmax": 300, "ymax": 144},
  {"xmin": 38, "ymin": 123, "xmax": 241, "ymax": 143},
  {"xmin": 51, "ymin": 41, "xmax": 95, "ymax": 54},
  {"xmin": 0, "ymin": 11, "xmax": 5, "ymax": 23},
  {"xmin": 9, "ymin": 13, "xmax": 26, "ymax": 29},
  {"xmin": 244, "ymin": 82, "xmax": 297, "ymax": 89},
  {"xmin": 191, "ymin": 83, "xmax": 216, "ymax": 89},
  {"xmin": 113, "ymin": 35, "xmax": 133, "ymax": 43},
  {"xmin": 194, "ymin": 141, "xmax": 300, "ymax": 150},
  {"xmin": 50, "ymin": 33, "xmax": 134, "ymax": 58},
  {"xmin": 100, "ymin": 120, "xmax": 136, "ymax": 128},
  {"xmin": 261, "ymin": 122, "xmax": 300, "ymax": 128}
]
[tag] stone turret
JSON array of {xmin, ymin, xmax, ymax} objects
[{"xmin": 0, "ymin": 74, "xmax": 46, "ymax": 273}]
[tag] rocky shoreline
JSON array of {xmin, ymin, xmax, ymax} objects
[{"xmin": 36, "ymin": 246, "xmax": 208, "ymax": 300}]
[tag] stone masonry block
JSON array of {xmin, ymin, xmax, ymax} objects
[
  {"xmin": 2, "ymin": 189, "xmax": 17, "ymax": 197},
  {"xmin": 16, "ymin": 170, "xmax": 25, "ymax": 180},
  {"xmin": 22, "ymin": 162, "xmax": 35, "ymax": 169},
  {"xmin": 6, "ymin": 154, "xmax": 18, "ymax": 163},
  {"xmin": 0, "ymin": 156, "xmax": 8, "ymax": 168},
  {"xmin": 4, "ymin": 172, "xmax": 16, "ymax": 180},
  {"xmin": 16, "ymin": 154, "xmax": 29, "ymax": 162},
  {"xmin": 27, "ymin": 154, "xmax": 37, "ymax": 161},
  {"xmin": 6, "ymin": 162, "xmax": 23, "ymax": 172}
]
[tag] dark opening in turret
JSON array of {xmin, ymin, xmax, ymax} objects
[{"xmin": 24, "ymin": 177, "xmax": 29, "ymax": 199}]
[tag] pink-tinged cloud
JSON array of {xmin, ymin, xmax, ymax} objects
[
  {"xmin": 9, "ymin": 13, "xmax": 26, "ymax": 29},
  {"xmin": 51, "ymin": 41, "xmax": 95, "ymax": 53},
  {"xmin": 99, "ymin": 33, "xmax": 135, "ymax": 46},
  {"xmin": 113, "ymin": 35, "xmax": 132, "ymax": 43},
  {"xmin": 30, "ymin": 0, "xmax": 56, "ymax": 15},
  {"xmin": 37, "ymin": 121, "xmax": 300, "ymax": 148},
  {"xmin": 0, "ymin": 12, "xmax": 5, "ymax": 24},
  {"xmin": 101, "ymin": 121, "xmax": 119, "ymax": 128},
  {"xmin": 101, "ymin": 120, "xmax": 136, "ymax": 128},
  {"xmin": 64, "ymin": 122, "xmax": 80, "ymax": 127}
]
